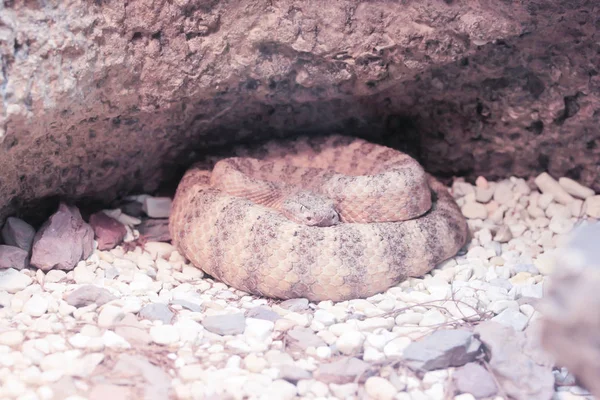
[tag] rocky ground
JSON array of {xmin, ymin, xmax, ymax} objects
[{"xmin": 0, "ymin": 171, "xmax": 599, "ymax": 400}]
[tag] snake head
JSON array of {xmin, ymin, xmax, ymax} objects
[{"xmin": 281, "ymin": 191, "xmax": 340, "ymax": 227}]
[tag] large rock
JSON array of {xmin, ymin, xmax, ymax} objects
[
  {"xmin": 538, "ymin": 222, "xmax": 600, "ymax": 398},
  {"xmin": 1, "ymin": 217, "xmax": 36, "ymax": 252},
  {"xmin": 30, "ymin": 203, "xmax": 95, "ymax": 271},
  {"xmin": 475, "ymin": 321, "xmax": 554, "ymax": 400},
  {"xmin": 0, "ymin": 245, "xmax": 29, "ymax": 270},
  {"xmin": 0, "ymin": 1, "xmax": 598, "ymax": 222}
]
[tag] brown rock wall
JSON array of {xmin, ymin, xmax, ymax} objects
[{"xmin": 0, "ymin": 0, "xmax": 598, "ymax": 222}]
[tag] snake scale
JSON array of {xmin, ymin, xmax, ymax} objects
[{"xmin": 169, "ymin": 135, "xmax": 469, "ymax": 302}]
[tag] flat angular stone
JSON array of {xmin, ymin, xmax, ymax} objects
[
  {"xmin": 0, "ymin": 268, "xmax": 33, "ymax": 293},
  {"xmin": 65, "ymin": 285, "xmax": 117, "ymax": 307},
  {"xmin": 0, "ymin": 245, "xmax": 28, "ymax": 270},
  {"xmin": 1, "ymin": 217, "xmax": 36, "ymax": 252},
  {"xmin": 202, "ymin": 313, "xmax": 246, "ymax": 335},
  {"xmin": 30, "ymin": 202, "xmax": 94, "ymax": 271},
  {"xmin": 402, "ymin": 329, "xmax": 481, "ymax": 371},
  {"xmin": 475, "ymin": 321, "xmax": 554, "ymax": 400},
  {"xmin": 453, "ymin": 362, "xmax": 498, "ymax": 399},
  {"xmin": 137, "ymin": 219, "xmax": 171, "ymax": 242},
  {"xmin": 286, "ymin": 327, "xmax": 327, "ymax": 351},
  {"xmin": 139, "ymin": 303, "xmax": 175, "ymax": 324},
  {"xmin": 278, "ymin": 364, "xmax": 312, "ymax": 383},
  {"xmin": 246, "ymin": 306, "xmax": 281, "ymax": 322},
  {"xmin": 313, "ymin": 357, "xmax": 370, "ymax": 384}
]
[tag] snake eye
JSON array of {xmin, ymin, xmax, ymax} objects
[{"xmin": 306, "ymin": 216, "xmax": 312, "ymax": 221}]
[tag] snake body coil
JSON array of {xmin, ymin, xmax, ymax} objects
[{"xmin": 169, "ymin": 135, "xmax": 468, "ymax": 301}]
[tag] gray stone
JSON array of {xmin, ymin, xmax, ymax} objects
[
  {"xmin": 202, "ymin": 313, "xmax": 246, "ymax": 336},
  {"xmin": 0, "ymin": 245, "xmax": 28, "ymax": 270},
  {"xmin": 453, "ymin": 362, "xmax": 498, "ymax": 399},
  {"xmin": 1, "ymin": 217, "xmax": 35, "ymax": 252},
  {"xmin": 286, "ymin": 327, "xmax": 327, "ymax": 351},
  {"xmin": 65, "ymin": 285, "xmax": 117, "ymax": 307},
  {"xmin": 30, "ymin": 203, "xmax": 94, "ymax": 271},
  {"xmin": 171, "ymin": 299, "xmax": 203, "ymax": 313},
  {"xmin": 313, "ymin": 357, "xmax": 370, "ymax": 384},
  {"xmin": 278, "ymin": 364, "xmax": 312, "ymax": 383},
  {"xmin": 402, "ymin": 329, "xmax": 481, "ymax": 371},
  {"xmin": 139, "ymin": 303, "xmax": 175, "ymax": 324},
  {"xmin": 246, "ymin": 306, "xmax": 281, "ymax": 322}
]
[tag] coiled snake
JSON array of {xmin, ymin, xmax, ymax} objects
[{"xmin": 169, "ymin": 135, "xmax": 468, "ymax": 301}]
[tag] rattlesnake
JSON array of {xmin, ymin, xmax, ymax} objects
[{"xmin": 169, "ymin": 135, "xmax": 469, "ymax": 301}]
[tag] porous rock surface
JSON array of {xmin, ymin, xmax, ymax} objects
[{"xmin": 0, "ymin": 0, "xmax": 599, "ymax": 222}]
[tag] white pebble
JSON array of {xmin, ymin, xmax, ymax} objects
[
  {"xmin": 364, "ymin": 376, "xmax": 397, "ymax": 400},
  {"xmin": 534, "ymin": 172, "xmax": 575, "ymax": 205},
  {"xmin": 549, "ymin": 216, "xmax": 574, "ymax": 234},
  {"xmin": 97, "ymin": 305, "xmax": 124, "ymax": 327},
  {"xmin": 335, "ymin": 331, "xmax": 365, "ymax": 355},
  {"xmin": 244, "ymin": 318, "xmax": 275, "ymax": 342},
  {"xmin": 102, "ymin": 331, "xmax": 131, "ymax": 349},
  {"xmin": 395, "ymin": 313, "xmax": 423, "ymax": 325},
  {"xmin": 73, "ymin": 265, "xmax": 95, "ymax": 284},
  {"xmin": 584, "ymin": 195, "xmax": 600, "ymax": 218},
  {"xmin": 330, "ymin": 383, "xmax": 358, "ymax": 398},
  {"xmin": 144, "ymin": 242, "xmax": 176, "ymax": 260},
  {"xmin": 23, "ymin": 294, "xmax": 49, "ymax": 317},
  {"xmin": 179, "ymin": 364, "xmax": 204, "ymax": 381},
  {"xmin": 244, "ymin": 353, "xmax": 267, "ymax": 373},
  {"xmin": 315, "ymin": 346, "xmax": 332, "ymax": 359},
  {"xmin": 261, "ymin": 379, "xmax": 297, "ymax": 400},
  {"xmin": 0, "ymin": 269, "xmax": 33, "ymax": 293},
  {"xmin": 454, "ymin": 394, "xmax": 476, "ymax": 400},
  {"xmin": 558, "ymin": 177, "xmax": 594, "ymax": 199},
  {"xmin": 383, "ymin": 337, "xmax": 412, "ymax": 357},
  {"xmin": 538, "ymin": 193, "xmax": 554, "ymax": 209},
  {"xmin": 0, "ymin": 331, "xmax": 24, "ymax": 347},
  {"xmin": 313, "ymin": 309, "xmax": 336, "ymax": 325},
  {"xmin": 461, "ymin": 202, "xmax": 488, "ymax": 219},
  {"xmin": 493, "ymin": 182, "xmax": 513, "ymax": 205},
  {"xmin": 491, "ymin": 308, "xmax": 529, "ymax": 331},
  {"xmin": 419, "ymin": 310, "xmax": 446, "ymax": 326},
  {"xmin": 150, "ymin": 325, "xmax": 180, "ymax": 345}
]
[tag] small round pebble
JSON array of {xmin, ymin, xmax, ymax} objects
[{"xmin": 364, "ymin": 376, "xmax": 397, "ymax": 400}]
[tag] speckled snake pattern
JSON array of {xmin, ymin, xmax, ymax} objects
[{"xmin": 169, "ymin": 135, "xmax": 469, "ymax": 301}]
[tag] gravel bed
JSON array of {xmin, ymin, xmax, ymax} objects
[{"xmin": 0, "ymin": 172, "xmax": 598, "ymax": 400}]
